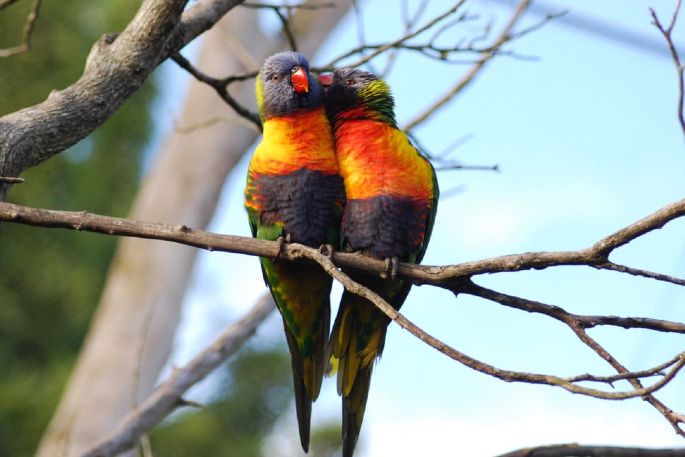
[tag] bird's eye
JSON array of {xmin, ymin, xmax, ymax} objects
[
  {"xmin": 271, "ymin": 74, "xmax": 279, "ymax": 82},
  {"xmin": 346, "ymin": 79, "xmax": 355, "ymax": 85}
]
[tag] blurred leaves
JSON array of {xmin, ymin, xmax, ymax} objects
[
  {"xmin": 0, "ymin": 0, "xmax": 154, "ymax": 454},
  {"xmin": 149, "ymin": 345, "xmax": 343, "ymax": 456}
]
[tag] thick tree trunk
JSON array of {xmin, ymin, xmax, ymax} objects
[{"xmin": 35, "ymin": 2, "xmax": 353, "ymax": 456}]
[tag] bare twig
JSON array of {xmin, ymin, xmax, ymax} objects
[
  {"xmin": 173, "ymin": 115, "xmax": 261, "ymax": 133},
  {"xmin": 82, "ymin": 294, "xmax": 275, "ymax": 457},
  {"xmin": 275, "ymin": 6, "xmax": 297, "ymax": 52},
  {"xmin": 564, "ymin": 353, "xmax": 684, "ymax": 384},
  {"xmin": 0, "ymin": 176, "xmax": 25, "ymax": 183},
  {"xmin": 381, "ymin": 0, "xmax": 431, "ymax": 76},
  {"xmin": 131, "ymin": 297, "xmax": 160, "ymax": 457},
  {"xmin": 652, "ymin": 1, "xmax": 685, "ymax": 142},
  {"xmin": 0, "ymin": 0, "xmax": 42, "ymax": 58},
  {"xmin": 462, "ymin": 282, "xmax": 685, "ymax": 335},
  {"xmin": 496, "ymin": 443, "xmax": 685, "ymax": 457},
  {"xmin": 325, "ymin": 0, "xmax": 469, "ymax": 68},
  {"xmin": 404, "ymin": 0, "xmax": 532, "ymax": 131},
  {"xmin": 171, "ymin": 53, "xmax": 262, "ymax": 131},
  {"xmin": 434, "ymin": 163, "xmax": 499, "ymax": 172},
  {"xmin": 241, "ymin": 1, "xmax": 335, "ymax": 12},
  {"xmin": 0, "ymin": 0, "xmax": 22, "ymax": 9},
  {"xmin": 241, "ymin": 2, "xmax": 302, "ymax": 51}
]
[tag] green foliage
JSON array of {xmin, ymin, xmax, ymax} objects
[
  {"xmin": 151, "ymin": 347, "xmax": 292, "ymax": 456},
  {"xmin": 0, "ymin": 0, "xmax": 155, "ymax": 454},
  {"xmin": 150, "ymin": 345, "xmax": 343, "ymax": 457}
]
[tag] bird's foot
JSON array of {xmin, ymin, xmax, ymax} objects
[
  {"xmin": 319, "ymin": 243, "xmax": 335, "ymax": 259},
  {"xmin": 381, "ymin": 256, "xmax": 400, "ymax": 280},
  {"xmin": 276, "ymin": 234, "xmax": 291, "ymax": 258}
]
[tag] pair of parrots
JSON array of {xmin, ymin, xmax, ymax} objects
[{"xmin": 244, "ymin": 51, "xmax": 439, "ymax": 457}]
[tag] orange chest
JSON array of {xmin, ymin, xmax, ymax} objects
[
  {"xmin": 250, "ymin": 108, "xmax": 338, "ymax": 175},
  {"xmin": 334, "ymin": 121, "xmax": 434, "ymax": 200}
]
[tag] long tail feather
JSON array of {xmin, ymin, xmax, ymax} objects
[
  {"xmin": 327, "ymin": 288, "xmax": 392, "ymax": 456},
  {"xmin": 284, "ymin": 327, "xmax": 312, "ymax": 452},
  {"xmin": 342, "ymin": 365, "xmax": 373, "ymax": 457},
  {"xmin": 282, "ymin": 295, "xmax": 330, "ymax": 452}
]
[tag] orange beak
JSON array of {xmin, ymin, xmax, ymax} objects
[
  {"xmin": 319, "ymin": 74, "xmax": 333, "ymax": 87},
  {"xmin": 291, "ymin": 66, "xmax": 309, "ymax": 94}
]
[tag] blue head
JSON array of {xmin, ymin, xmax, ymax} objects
[{"xmin": 256, "ymin": 51, "xmax": 324, "ymax": 121}]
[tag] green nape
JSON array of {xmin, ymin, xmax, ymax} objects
[{"xmin": 359, "ymin": 79, "xmax": 397, "ymax": 128}]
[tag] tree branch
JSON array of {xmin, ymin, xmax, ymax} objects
[
  {"xmin": 652, "ymin": 1, "xmax": 685, "ymax": 143},
  {"xmin": 0, "ymin": 0, "xmax": 42, "ymax": 58},
  {"xmin": 324, "ymin": 0, "xmax": 469, "ymax": 68},
  {"xmin": 1, "ymin": 198, "xmax": 684, "ymax": 294},
  {"xmin": 82, "ymin": 293, "xmax": 275, "ymax": 457},
  {"xmin": 496, "ymin": 444, "xmax": 685, "ymax": 457},
  {"xmin": 171, "ymin": 52, "xmax": 262, "ymax": 130},
  {"xmin": 0, "ymin": 176, "xmax": 25, "ymax": 183},
  {"xmin": 0, "ymin": 0, "xmax": 248, "ymax": 200},
  {"xmin": 2, "ymin": 195, "xmax": 684, "ymax": 439},
  {"xmin": 404, "ymin": 0, "xmax": 533, "ymax": 131},
  {"xmin": 1, "ymin": 197, "xmax": 684, "ymax": 297},
  {"xmin": 1, "ymin": 199, "xmax": 684, "ymax": 402},
  {"xmin": 462, "ymin": 281, "xmax": 685, "ymax": 334},
  {"xmin": 287, "ymin": 243, "xmax": 685, "ymax": 400},
  {"xmin": 0, "ymin": 0, "xmax": 22, "ymax": 9}
]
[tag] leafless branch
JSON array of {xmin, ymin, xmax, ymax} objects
[
  {"xmin": 380, "ymin": 0, "xmax": 430, "ymax": 76},
  {"xmin": 1, "ymin": 198, "xmax": 684, "ymax": 293},
  {"xmin": 172, "ymin": 115, "xmax": 261, "ymax": 134},
  {"xmin": 324, "ymin": 0, "xmax": 470, "ymax": 68},
  {"xmin": 288, "ymin": 243, "xmax": 685, "ymax": 399},
  {"xmin": 405, "ymin": 132, "xmax": 498, "ymax": 173},
  {"xmin": 1, "ymin": 198, "xmax": 685, "ymax": 404},
  {"xmin": 0, "ymin": 176, "xmax": 25, "ymax": 183},
  {"xmin": 241, "ymin": 1, "xmax": 335, "ymax": 12},
  {"xmin": 240, "ymin": 1, "xmax": 311, "ymax": 52},
  {"xmin": 564, "ymin": 353, "xmax": 685, "ymax": 384},
  {"xmin": 652, "ymin": 1, "xmax": 685, "ymax": 143},
  {"xmin": 0, "ymin": 0, "xmax": 42, "ymax": 58},
  {"xmin": 173, "ymin": 1, "xmax": 554, "ymax": 131},
  {"xmin": 496, "ymin": 443, "xmax": 685, "ymax": 457},
  {"xmin": 82, "ymin": 294, "xmax": 275, "ymax": 457},
  {"xmin": 1, "ymin": 194, "xmax": 685, "ymax": 439},
  {"xmin": 462, "ymin": 281, "xmax": 685, "ymax": 435},
  {"xmin": 434, "ymin": 163, "xmax": 499, "ymax": 171},
  {"xmin": 171, "ymin": 52, "xmax": 262, "ymax": 130},
  {"xmin": 404, "ymin": 0, "xmax": 533, "ymax": 131},
  {"xmin": 0, "ymin": 0, "xmax": 22, "ymax": 9},
  {"xmin": 462, "ymin": 282, "xmax": 685, "ymax": 335}
]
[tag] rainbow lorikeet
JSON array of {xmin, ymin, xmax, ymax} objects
[
  {"xmin": 244, "ymin": 52, "xmax": 345, "ymax": 452},
  {"xmin": 321, "ymin": 68, "xmax": 439, "ymax": 457}
]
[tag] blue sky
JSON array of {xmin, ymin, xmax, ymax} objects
[{"xmin": 164, "ymin": 1, "xmax": 685, "ymax": 455}]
